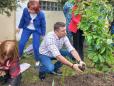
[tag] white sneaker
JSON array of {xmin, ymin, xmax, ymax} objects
[{"xmin": 35, "ymin": 61, "xmax": 40, "ymax": 67}]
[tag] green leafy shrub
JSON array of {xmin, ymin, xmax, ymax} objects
[{"xmin": 73, "ymin": 0, "xmax": 114, "ymax": 72}]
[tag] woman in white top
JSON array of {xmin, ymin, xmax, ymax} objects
[{"xmin": 17, "ymin": 0, "xmax": 46, "ymax": 66}]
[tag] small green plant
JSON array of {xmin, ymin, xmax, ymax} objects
[{"xmin": 52, "ymin": 79, "xmax": 55, "ymax": 86}]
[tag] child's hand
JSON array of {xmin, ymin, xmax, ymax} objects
[
  {"xmin": 0, "ymin": 70, "xmax": 6, "ymax": 77},
  {"xmin": 16, "ymin": 29, "xmax": 20, "ymax": 33}
]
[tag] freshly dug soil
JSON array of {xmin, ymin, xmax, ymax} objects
[{"xmin": 22, "ymin": 73, "xmax": 114, "ymax": 86}]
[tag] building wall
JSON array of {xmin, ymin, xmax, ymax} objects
[
  {"xmin": 0, "ymin": 12, "xmax": 15, "ymax": 41},
  {"xmin": 45, "ymin": 11, "xmax": 65, "ymax": 32}
]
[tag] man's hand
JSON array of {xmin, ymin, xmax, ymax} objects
[
  {"xmin": 72, "ymin": 64, "xmax": 83, "ymax": 73},
  {"xmin": 79, "ymin": 61, "xmax": 86, "ymax": 67},
  {"xmin": 0, "ymin": 70, "xmax": 6, "ymax": 77},
  {"xmin": 78, "ymin": 61, "xmax": 86, "ymax": 71}
]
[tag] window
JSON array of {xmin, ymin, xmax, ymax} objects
[{"xmin": 39, "ymin": 1, "xmax": 62, "ymax": 11}]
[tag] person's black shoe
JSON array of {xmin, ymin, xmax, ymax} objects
[
  {"xmin": 39, "ymin": 72, "xmax": 46, "ymax": 80},
  {"xmin": 50, "ymin": 70, "xmax": 62, "ymax": 76}
]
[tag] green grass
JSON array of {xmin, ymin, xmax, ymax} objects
[{"xmin": 21, "ymin": 54, "xmax": 39, "ymax": 83}]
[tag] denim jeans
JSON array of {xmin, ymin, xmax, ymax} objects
[
  {"xmin": 39, "ymin": 50, "xmax": 74, "ymax": 73},
  {"xmin": 18, "ymin": 28, "xmax": 40, "ymax": 61}
]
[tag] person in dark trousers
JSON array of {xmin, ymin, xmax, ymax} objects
[
  {"xmin": 0, "ymin": 40, "xmax": 21, "ymax": 86},
  {"xmin": 64, "ymin": 0, "xmax": 84, "ymax": 60},
  {"xmin": 72, "ymin": 30, "xmax": 84, "ymax": 60}
]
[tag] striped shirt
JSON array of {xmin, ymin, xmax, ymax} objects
[{"xmin": 39, "ymin": 31, "xmax": 74, "ymax": 57}]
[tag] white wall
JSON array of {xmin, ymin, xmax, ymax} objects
[
  {"xmin": 45, "ymin": 11, "xmax": 65, "ymax": 33},
  {"xmin": 0, "ymin": 12, "xmax": 15, "ymax": 41}
]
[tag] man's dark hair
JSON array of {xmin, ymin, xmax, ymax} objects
[{"xmin": 54, "ymin": 22, "xmax": 65, "ymax": 31}]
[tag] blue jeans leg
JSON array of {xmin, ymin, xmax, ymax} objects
[
  {"xmin": 39, "ymin": 55, "xmax": 54, "ymax": 73},
  {"xmin": 39, "ymin": 50, "xmax": 74, "ymax": 73},
  {"xmin": 54, "ymin": 50, "xmax": 74, "ymax": 71},
  {"xmin": 32, "ymin": 31, "xmax": 40, "ymax": 61},
  {"xmin": 18, "ymin": 29, "xmax": 32, "ymax": 57}
]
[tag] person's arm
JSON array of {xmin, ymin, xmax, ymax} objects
[
  {"xmin": 63, "ymin": 2, "xmax": 73, "ymax": 17},
  {"xmin": 71, "ymin": 50, "xmax": 86, "ymax": 67},
  {"xmin": 56, "ymin": 55, "xmax": 73, "ymax": 67},
  {"xmin": 64, "ymin": 36, "xmax": 81, "ymax": 61},
  {"xmin": 40, "ymin": 11, "xmax": 46, "ymax": 36},
  {"xmin": 56, "ymin": 55, "xmax": 82, "ymax": 73},
  {"xmin": 9, "ymin": 58, "xmax": 20, "ymax": 78},
  {"xmin": 64, "ymin": 36, "xmax": 85, "ymax": 66},
  {"xmin": 71, "ymin": 50, "xmax": 81, "ymax": 62},
  {"xmin": 18, "ymin": 8, "xmax": 26, "ymax": 29},
  {"xmin": 63, "ymin": 3, "xmax": 68, "ymax": 16}
]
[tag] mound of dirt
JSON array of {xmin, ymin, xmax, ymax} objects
[
  {"xmin": 22, "ymin": 73, "xmax": 114, "ymax": 86},
  {"xmin": 64, "ymin": 73, "xmax": 114, "ymax": 86}
]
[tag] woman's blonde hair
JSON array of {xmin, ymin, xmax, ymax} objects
[{"xmin": 0, "ymin": 40, "xmax": 19, "ymax": 64}]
